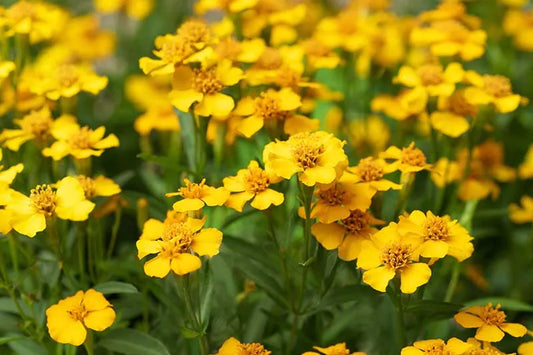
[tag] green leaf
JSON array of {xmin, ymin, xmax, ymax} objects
[
  {"xmin": 178, "ymin": 326, "xmax": 202, "ymax": 339},
  {"xmin": 464, "ymin": 298, "xmax": 533, "ymax": 312},
  {"xmin": 406, "ymin": 300, "xmax": 463, "ymax": 320},
  {"xmin": 8, "ymin": 338, "xmax": 48, "ymax": 355},
  {"xmin": 137, "ymin": 153, "xmax": 190, "ymax": 173},
  {"xmin": 94, "ymin": 281, "xmax": 139, "ymax": 295},
  {"xmin": 98, "ymin": 329, "xmax": 170, "ymax": 355},
  {"xmin": 317, "ymin": 285, "xmax": 375, "ymax": 309},
  {"xmin": 0, "ymin": 336, "xmax": 25, "ymax": 345}
]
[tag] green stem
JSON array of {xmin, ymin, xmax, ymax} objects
[
  {"xmin": 394, "ymin": 172, "xmax": 415, "ymax": 219},
  {"xmin": 83, "ymin": 330, "xmax": 94, "ymax": 355},
  {"xmin": 106, "ymin": 207, "xmax": 122, "ymax": 260},
  {"xmin": 444, "ymin": 261, "xmax": 461, "ymax": 302},
  {"xmin": 77, "ymin": 223, "xmax": 87, "ymax": 287},
  {"xmin": 393, "ymin": 279, "xmax": 407, "ymax": 349},
  {"xmin": 8, "ymin": 233, "xmax": 19, "ymax": 278}
]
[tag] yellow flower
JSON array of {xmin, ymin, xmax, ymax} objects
[
  {"xmin": 134, "ymin": 106, "xmax": 179, "ymax": 136},
  {"xmin": 244, "ymin": 46, "xmax": 303, "ymax": 87},
  {"xmin": 430, "ymin": 91, "xmax": 477, "ymax": 138},
  {"xmin": 430, "ymin": 158, "xmax": 462, "ymax": 189},
  {"xmin": 136, "ymin": 211, "xmax": 222, "ymax": 277},
  {"xmin": 0, "ymin": 61, "xmax": 15, "ymax": 81},
  {"xmin": 504, "ymin": 9, "xmax": 533, "ymax": 51},
  {"xmin": 518, "ymin": 342, "xmax": 533, "ymax": 355},
  {"xmin": 0, "ymin": 107, "xmax": 56, "ymax": 151},
  {"xmin": 6, "ymin": 177, "xmax": 95, "ymax": 237},
  {"xmin": 301, "ymin": 38, "xmax": 341, "ymax": 70},
  {"xmin": 312, "ymin": 209, "xmax": 384, "ymax": 261},
  {"xmin": 518, "ymin": 144, "xmax": 533, "ymax": 179},
  {"xmin": 347, "ymin": 157, "xmax": 401, "ymax": 191},
  {"xmin": 0, "ymin": 150, "xmax": 24, "ymax": 234},
  {"xmin": 46, "ymin": 289, "xmax": 115, "ymax": 346},
  {"xmin": 166, "ymin": 178, "xmax": 229, "ymax": 212},
  {"xmin": 42, "ymin": 116, "xmax": 119, "ymax": 161},
  {"xmin": 371, "ymin": 88, "xmax": 428, "ymax": 121},
  {"xmin": 94, "ymin": 0, "xmax": 154, "ymax": 19},
  {"xmin": 398, "ymin": 210, "xmax": 474, "ymax": 261},
  {"xmin": 216, "ymin": 337, "xmax": 271, "ymax": 355},
  {"xmin": 509, "ymin": 196, "xmax": 533, "ymax": 224},
  {"xmin": 348, "ymin": 116, "xmax": 391, "ymax": 155},
  {"xmin": 464, "ymin": 338, "xmax": 508, "ymax": 355},
  {"xmin": 393, "ymin": 62, "xmax": 464, "ymax": 97},
  {"xmin": 263, "ymin": 131, "xmax": 348, "ymax": 186},
  {"xmin": 454, "ymin": 303, "xmax": 527, "ymax": 342},
  {"xmin": 0, "ymin": 150, "xmax": 24, "ymax": 189},
  {"xmin": 195, "ymin": 0, "xmax": 258, "ymax": 14},
  {"xmin": 357, "ymin": 222, "xmax": 430, "ymax": 293},
  {"xmin": 401, "ymin": 338, "xmax": 472, "ymax": 355},
  {"xmin": 75, "ymin": 175, "xmax": 121, "ymax": 200},
  {"xmin": 170, "ymin": 60, "xmax": 243, "ymax": 117},
  {"xmin": 223, "ymin": 160, "xmax": 284, "ymax": 212},
  {"xmin": 214, "ymin": 37, "xmax": 266, "ymax": 64},
  {"xmin": 380, "ymin": 142, "xmax": 432, "ymax": 173},
  {"xmin": 463, "ymin": 71, "xmax": 524, "ymax": 113},
  {"xmin": 303, "ymin": 342, "xmax": 366, "ymax": 355}
]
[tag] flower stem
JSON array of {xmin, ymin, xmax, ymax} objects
[
  {"xmin": 76, "ymin": 223, "xmax": 87, "ymax": 287},
  {"xmin": 83, "ymin": 330, "xmax": 94, "ymax": 355},
  {"xmin": 8, "ymin": 233, "xmax": 19, "ymax": 278},
  {"xmin": 394, "ymin": 172, "xmax": 415, "ymax": 219},
  {"xmin": 393, "ymin": 278, "xmax": 407, "ymax": 349}
]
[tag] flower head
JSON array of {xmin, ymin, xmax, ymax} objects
[
  {"xmin": 166, "ymin": 178, "xmax": 229, "ymax": 212},
  {"xmin": 347, "ymin": 157, "xmax": 401, "ymax": 191},
  {"xmin": 0, "ymin": 107, "xmax": 55, "ymax": 151},
  {"xmin": 216, "ymin": 337, "xmax": 271, "ymax": 355},
  {"xmin": 380, "ymin": 142, "xmax": 431, "ymax": 173},
  {"xmin": 401, "ymin": 338, "xmax": 472, "ymax": 355},
  {"xmin": 46, "ymin": 289, "xmax": 115, "ymax": 346},
  {"xmin": 75, "ymin": 175, "xmax": 121, "ymax": 200},
  {"xmin": 394, "ymin": 62, "xmax": 464, "ymax": 97},
  {"xmin": 463, "ymin": 71, "xmax": 525, "ymax": 113},
  {"xmin": 303, "ymin": 342, "xmax": 366, "ymax": 355},
  {"xmin": 509, "ymin": 196, "xmax": 533, "ymax": 224}
]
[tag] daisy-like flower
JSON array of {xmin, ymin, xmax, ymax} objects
[
  {"xmin": 312, "ymin": 209, "xmax": 384, "ymax": 261},
  {"xmin": 430, "ymin": 158, "xmax": 462, "ymax": 189},
  {"xmin": 371, "ymin": 87, "xmax": 428, "ymax": 121},
  {"xmin": 166, "ymin": 178, "xmax": 229, "ymax": 212},
  {"xmin": 195, "ymin": 0, "xmax": 258, "ymax": 14},
  {"xmin": 518, "ymin": 144, "xmax": 533, "ymax": 179},
  {"xmin": 46, "ymin": 289, "xmax": 115, "ymax": 346},
  {"xmin": 347, "ymin": 157, "xmax": 401, "ymax": 191},
  {"xmin": 465, "ymin": 338, "xmax": 508, "ymax": 354},
  {"xmin": 348, "ymin": 116, "xmax": 391, "ymax": 154},
  {"xmin": 42, "ymin": 116, "xmax": 119, "ymax": 161},
  {"xmin": 430, "ymin": 90, "xmax": 478, "ymax": 138},
  {"xmin": 136, "ymin": 211, "xmax": 222, "ymax": 277},
  {"xmin": 216, "ymin": 337, "xmax": 271, "ymax": 355},
  {"xmin": 0, "ymin": 150, "xmax": 24, "ymax": 234},
  {"xmin": 75, "ymin": 175, "xmax": 121, "ymax": 200},
  {"xmin": 263, "ymin": 131, "xmax": 348, "ymax": 187},
  {"xmin": 0, "ymin": 107, "xmax": 57, "ymax": 151},
  {"xmin": 380, "ymin": 142, "xmax": 432, "ymax": 173},
  {"xmin": 357, "ymin": 222, "xmax": 430, "ymax": 293},
  {"xmin": 6, "ymin": 177, "xmax": 95, "ymax": 237},
  {"xmin": 94, "ymin": 0, "xmax": 154, "ymax": 19},
  {"xmin": 303, "ymin": 342, "xmax": 366, "ymax": 355},
  {"xmin": 398, "ymin": 210, "xmax": 474, "ymax": 262},
  {"xmin": 393, "ymin": 62, "xmax": 464, "ymax": 97},
  {"xmin": 401, "ymin": 338, "xmax": 471, "ymax": 355},
  {"xmin": 463, "ymin": 71, "xmax": 525, "ymax": 113},
  {"xmin": 509, "ymin": 196, "xmax": 533, "ymax": 224},
  {"xmin": 170, "ymin": 60, "xmax": 243, "ymax": 117},
  {"xmin": 454, "ymin": 303, "xmax": 527, "ymax": 342},
  {"xmin": 223, "ymin": 160, "xmax": 284, "ymax": 212}
]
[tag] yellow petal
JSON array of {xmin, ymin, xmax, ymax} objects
[
  {"xmin": 430, "ymin": 112, "xmax": 469, "ymax": 138},
  {"xmin": 400, "ymin": 346, "xmax": 424, "ymax": 355},
  {"xmin": 475, "ymin": 324, "xmax": 505, "ymax": 342},
  {"xmin": 84, "ymin": 308, "xmax": 115, "ymax": 332},
  {"xmin": 311, "ymin": 222, "xmax": 344, "ymax": 250},
  {"xmin": 420, "ymin": 240, "xmax": 449, "ymax": 259},
  {"xmin": 93, "ymin": 176, "xmax": 121, "ymax": 196},
  {"xmin": 454, "ymin": 312, "xmax": 484, "ymax": 328},
  {"xmin": 284, "ymin": 115, "xmax": 319, "ymax": 136},
  {"xmin": 170, "ymin": 253, "xmax": 201, "ymax": 275},
  {"xmin": 238, "ymin": 115, "xmax": 264, "ymax": 138},
  {"xmin": 12, "ymin": 212, "xmax": 46, "ymax": 238},
  {"xmin": 46, "ymin": 311, "xmax": 87, "ymax": 346},
  {"xmin": 225, "ymin": 191, "xmax": 254, "ymax": 212},
  {"xmin": 172, "ymin": 198, "xmax": 205, "ymax": 212},
  {"xmin": 399, "ymin": 263, "xmax": 431, "ymax": 294},
  {"xmin": 170, "ymin": 89, "xmax": 203, "ymax": 113},
  {"xmin": 140, "ymin": 219, "xmax": 164, "ymax": 240},
  {"xmin": 338, "ymin": 233, "xmax": 365, "ymax": 261},
  {"xmin": 202, "ymin": 187, "xmax": 229, "ymax": 206},
  {"xmin": 191, "ymin": 228, "xmax": 222, "ymax": 257},
  {"xmin": 363, "ymin": 266, "xmax": 396, "ymax": 292},
  {"xmin": 56, "ymin": 177, "xmax": 95, "ymax": 221},
  {"xmin": 250, "ymin": 189, "xmax": 284, "ymax": 210},
  {"xmin": 494, "ymin": 95, "xmax": 521, "ymax": 113},
  {"xmin": 83, "ymin": 289, "xmax": 111, "ymax": 311},
  {"xmin": 136, "ymin": 240, "xmax": 161, "ymax": 259},
  {"xmin": 144, "ymin": 255, "xmax": 171, "ymax": 278},
  {"xmin": 195, "ymin": 93, "xmax": 234, "ymax": 117},
  {"xmin": 394, "ymin": 66, "xmax": 420, "ymax": 87},
  {"xmin": 500, "ymin": 323, "xmax": 527, "ymax": 337}
]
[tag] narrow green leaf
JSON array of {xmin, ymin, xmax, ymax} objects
[
  {"xmin": 464, "ymin": 298, "xmax": 533, "ymax": 312},
  {"xmin": 94, "ymin": 281, "xmax": 139, "ymax": 295},
  {"xmin": 98, "ymin": 329, "xmax": 170, "ymax": 355},
  {"xmin": 406, "ymin": 300, "xmax": 463, "ymax": 320},
  {"xmin": 0, "ymin": 336, "xmax": 25, "ymax": 345}
]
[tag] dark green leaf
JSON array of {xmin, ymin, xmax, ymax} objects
[
  {"xmin": 94, "ymin": 281, "xmax": 139, "ymax": 295},
  {"xmin": 406, "ymin": 300, "xmax": 463, "ymax": 320},
  {"xmin": 464, "ymin": 298, "xmax": 533, "ymax": 312},
  {"xmin": 98, "ymin": 329, "xmax": 170, "ymax": 355}
]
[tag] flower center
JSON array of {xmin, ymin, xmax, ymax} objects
[
  {"xmin": 424, "ymin": 215, "xmax": 449, "ymax": 241},
  {"xmin": 274, "ymin": 67, "xmax": 301, "ymax": 88},
  {"xmin": 20, "ymin": 110, "xmax": 53, "ymax": 141},
  {"xmin": 69, "ymin": 126, "xmax": 93, "ymax": 149},
  {"xmin": 255, "ymin": 93, "xmax": 290, "ymax": 121},
  {"xmin": 56, "ymin": 64, "xmax": 80, "ymax": 88},
  {"xmin": 354, "ymin": 158, "xmax": 384, "ymax": 182},
  {"xmin": 480, "ymin": 304, "xmax": 506, "ymax": 326},
  {"xmin": 160, "ymin": 36, "xmax": 192, "ymax": 63},
  {"xmin": 216, "ymin": 38, "xmax": 242, "ymax": 61},
  {"xmin": 483, "ymin": 75, "xmax": 512, "ymax": 98},
  {"xmin": 476, "ymin": 141, "xmax": 503, "ymax": 169},
  {"xmin": 243, "ymin": 166, "xmax": 270, "ymax": 194},
  {"xmin": 255, "ymin": 48, "xmax": 283, "ymax": 70},
  {"xmin": 162, "ymin": 221, "xmax": 194, "ymax": 244},
  {"xmin": 317, "ymin": 184, "xmax": 345, "ymax": 206},
  {"xmin": 291, "ymin": 133, "xmax": 325, "ymax": 170},
  {"xmin": 342, "ymin": 209, "xmax": 371, "ymax": 234},
  {"xmin": 7, "ymin": 1, "xmax": 35, "ymax": 21},
  {"xmin": 240, "ymin": 343, "xmax": 271, "ymax": 355},
  {"xmin": 419, "ymin": 64, "xmax": 443, "ymax": 86},
  {"xmin": 179, "ymin": 179, "xmax": 206, "ymax": 199},
  {"xmin": 192, "ymin": 68, "xmax": 223, "ymax": 95},
  {"xmin": 76, "ymin": 175, "xmax": 96, "ymax": 199},
  {"xmin": 177, "ymin": 20, "xmax": 210, "ymax": 45},
  {"xmin": 68, "ymin": 304, "xmax": 88, "ymax": 322},
  {"xmin": 448, "ymin": 91, "xmax": 478, "ymax": 117},
  {"xmin": 381, "ymin": 243, "xmax": 412, "ymax": 270},
  {"xmin": 424, "ymin": 344, "xmax": 448, "ymax": 355},
  {"xmin": 30, "ymin": 184, "xmax": 57, "ymax": 216},
  {"xmin": 401, "ymin": 143, "xmax": 427, "ymax": 167}
]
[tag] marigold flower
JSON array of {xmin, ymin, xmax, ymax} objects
[
  {"xmin": 394, "ymin": 62, "xmax": 464, "ymax": 97},
  {"xmin": 503, "ymin": 9, "xmax": 533, "ymax": 51},
  {"xmin": 454, "ymin": 303, "xmax": 527, "ymax": 342},
  {"xmin": 401, "ymin": 338, "xmax": 471, "ymax": 355},
  {"xmin": 46, "ymin": 289, "xmax": 115, "ymax": 346},
  {"xmin": 312, "ymin": 209, "xmax": 384, "ymax": 261},
  {"xmin": 42, "ymin": 116, "xmax": 119, "ymax": 161},
  {"xmin": 463, "ymin": 71, "xmax": 524, "ymax": 113},
  {"xmin": 357, "ymin": 222, "xmax": 430, "ymax": 293},
  {"xmin": 430, "ymin": 91, "xmax": 477, "ymax": 137},
  {"xmin": 430, "ymin": 158, "xmax": 462, "ymax": 189},
  {"xmin": 0, "ymin": 107, "xmax": 57, "ymax": 151},
  {"xmin": 398, "ymin": 210, "xmax": 474, "ymax": 261},
  {"xmin": 518, "ymin": 144, "xmax": 533, "ymax": 179},
  {"xmin": 464, "ymin": 338, "xmax": 508, "ymax": 354},
  {"xmin": 94, "ymin": 0, "xmax": 154, "ymax": 19},
  {"xmin": 380, "ymin": 142, "xmax": 431, "ymax": 173},
  {"xmin": 518, "ymin": 341, "xmax": 533, "ymax": 355},
  {"xmin": 75, "ymin": 175, "xmax": 121, "ymax": 200},
  {"xmin": 216, "ymin": 337, "xmax": 271, "ymax": 355},
  {"xmin": 166, "ymin": 178, "xmax": 229, "ymax": 212},
  {"xmin": 509, "ymin": 196, "xmax": 533, "ymax": 224},
  {"xmin": 303, "ymin": 342, "xmax": 366, "ymax": 355},
  {"xmin": 6, "ymin": 177, "xmax": 95, "ymax": 237},
  {"xmin": 223, "ymin": 160, "xmax": 284, "ymax": 212},
  {"xmin": 347, "ymin": 157, "xmax": 401, "ymax": 191},
  {"xmin": 263, "ymin": 131, "xmax": 348, "ymax": 186},
  {"xmin": 136, "ymin": 211, "xmax": 222, "ymax": 277},
  {"xmin": 195, "ymin": 0, "xmax": 258, "ymax": 14},
  {"xmin": 371, "ymin": 87, "xmax": 428, "ymax": 121}
]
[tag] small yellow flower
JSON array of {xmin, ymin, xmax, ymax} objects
[
  {"xmin": 42, "ymin": 116, "xmax": 119, "ymax": 161},
  {"xmin": 223, "ymin": 160, "xmax": 284, "ymax": 212},
  {"xmin": 430, "ymin": 91, "xmax": 477, "ymax": 137},
  {"xmin": 465, "ymin": 338, "xmax": 508, "ymax": 354},
  {"xmin": 195, "ymin": 0, "xmax": 258, "ymax": 14},
  {"xmin": 371, "ymin": 87, "xmax": 428, "ymax": 121},
  {"xmin": 347, "ymin": 157, "xmax": 401, "ymax": 191},
  {"xmin": 136, "ymin": 211, "xmax": 222, "ymax": 277},
  {"xmin": 380, "ymin": 142, "xmax": 431, "ymax": 173},
  {"xmin": 454, "ymin": 303, "xmax": 527, "ymax": 342},
  {"xmin": 357, "ymin": 222, "xmax": 430, "ymax": 293},
  {"xmin": 214, "ymin": 36, "xmax": 266, "ymax": 64},
  {"xmin": 94, "ymin": 0, "xmax": 154, "ymax": 19},
  {"xmin": 216, "ymin": 337, "xmax": 271, "ymax": 355},
  {"xmin": 394, "ymin": 62, "xmax": 464, "ymax": 97},
  {"xmin": 303, "ymin": 342, "xmax": 366, "ymax": 355},
  {"xmin": 518, "ymin": 144, "xmax": 533, "ymax": 179},
  {"xmin": 75, "ymin": 175, "xmax": 121, "ymax": 200},
  {"xmin": 463, "ymin": 71, "xmax": 524, "ymax": 113},
  {"xmin": 401, "ymin": 338, "xmax": 472, "ymax": 355},
  {"xmin": 509, "ymin": 196, "xmax": 533, "ymax": 224},
  {"xmin": 6, "ymin": 177, "xmax": 95, "ymax": 238},
  {"xmin": 46, "ymin": 289, "xmax": 115, "ymax": 346},
  {"xmin": 348, "ymin": 116, "xmax": 391, "ymax": 154},
  {"xmin": 504, "ymin": 9, "xmax": 533, "ymax": 51},
  {"xmin": 166, "ymin": 178, "xmax": 229, "ymax": 212},
  {"xmin": 430, "ymin": 158, "xmax": 463, "ymax": 189},
  {"xmin": 263, "ymin": 131, "xmax": 348, "ymax": 186},
  {"xmin": 518, "ymin": 341, "xmax": 533, "ymax": 355}
]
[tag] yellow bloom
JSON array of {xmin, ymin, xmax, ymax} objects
[
  {"xmin": 0, "ymin": 150, "xmax": 24, "ymax": 188},
  {"xmin": 195, "ymin": 0, "xmax": 258, "ymax": 14},
  {"xmin": 518, "ymin": 342, "xmax": 533, "ymax": 355},
  {"xmin": 42, "ymin": 116, "xmax": 119, "ymax": 161},
  {"xmin": 393, "ymin": 62, "xmax": 464, "ymax": 97},
  {"xmin": 430, "ymin": 91, "xmax": 477, "ymax": 138},
  {"xmin": 380, "ymin": 142, "xmax": 432, "ymax": 173},
  {"xmin": 347, "ymin": 157, "xmax": 401, "ymax": 191},
  {"xmin": 125, "ymin": 74, "xmax": 172, "ymax": 111},
  {"xmin": 303, "ymin": 342, "xmax": 366, "ymax": 355},
  {"xmin": 0, "ymin": 107, "xmax": 56, "ymax": 151},
  {"xmin": 166, "ymin": 178, "xmax": 229, "ymax": 212},
  {"xmin": 357, "ymin": 222, "xmax": 430, "ymax": 293},
  {"xmin": 463, "ymin": 71, "xmax": 524, "ymax": 113},
  {"xmin": 75, "ymin": 175, "xmax": 121, "ymax": 200},
  {"xmin": 136, "ymin": 211, "xmax": 222, "ymax": 277},
  {"xmin": 509, "ymin": 195, "xmax": 533, "ymax": 224},
  {"xmin": 46, "ymin": 289, "xmax": 115, "ymax": 346},
  {"xmin": 216, "ymin": 337, "xmax": 271, "ymax": 355},
  {"xmin": 94, "ymin": 0, "xmax": 154, "ymax": 19},
  {"xmin": 348, "ymin": 116, "xmax": 391, "ymax": 155},
  {"xmin": 464, "ymin": 338, "xmax": 508, "ymax": 355},
  {"xmin": 504, "ymin": 9, "xmax": 533, "ymax": 51},
  {"xmin": 134, "ymin": 106, "xmax": 179, "ymax": 136},
  {"xmin": 0, "ymin": 150, "xmax": 24, "ymax": 234},
  {"xmin": 223, "ymin": 160, "xmax": 284, "ymax": 212},
  {"xmin": 244, "ymin": 46, "xmax": 303, "ymax": 86},
  {"xmin": 263, "ymin": 131, "xmax": 348, "ymax": 186},
  {"xmin": 430, "ymin": 158, "xmax": 462, "ymax": 189},
  {"xmin": 170, "ymin": 60, "xmax": 243, "ymax": 117},
  {"xmin": 371, "ymin": 87, "xmax": 428, "ymax": 121},
  {"xmin": 454, "ymin": 303, "xmax": 527, "ymax": 342},
  {"xmin": 312, "ymin": 209, "xmax": 384, "ymax": 261},
  {"xmin": 301, "ymin": 38, "xmax": 341, "ymax": 70},
  {"xmin": 0, "ymin": 61, "xmax": 15, "ymax": 81},
  {"xmin": 518, "ymin": 144, "xmax": 533, "ymax": 179},
  {"xmin": 398, "ymin": 210, "xmax": 474, "ymax": 261},
  {"xmin": 401, "ymin": 338, "xmax": 472, "ymax": 355},
  {"xmin": 6, "ymin": 177, "xmax": 95, "ymax": 238},
  {"xmin": 214, "ymin": 37, "xmax": 266, "ymax": 64}
]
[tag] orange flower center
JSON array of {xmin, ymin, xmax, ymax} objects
[
  {"xmin": 423, "ymin": 344, "xmax": 448, "ymax": 355},
  {"xmin": 291, "ymin": 133, "xmax": 325, "ymax": 170},
  {"xmin": 7, "ymin": 1, "xmax": 35, "ymax": 21},
  {"xmin": 56, "ymin": 64, "xmax": 80, "ymax": 88},
  {"xmin": 382, "ymin": 243, "xmax": 412, "ymax": 270},
  {"xmin": 76, "ymin": 175, "xmax": 96, "ymax": 199},
  {"xmin": 424, "ymin": 215, "xmax": 449, "ymax": 241},
  {"xmin": 483, "ymin": 75, "xmax": 512, "ymax": 98},
  {"xmin": 239, "ymin": 343, "xmax": 271, "ymax": 355},
  {"xmin": 69, "ymin": 126, "xmax": 93, "ymax": 149},
  {"xmin": 304, "ymin": 39, "xmax": 332, "ymax": 58},
  {"xmin": 354, "ymin": 158, "xmax": 384, "ymax": 182},
  {"xmin": 162, "ymin": 221, "xmax": 194, "ymax": 244},
  {"xmin": 160, "ymin": 37, "xmax": 192, "ymax": 63},
  {"xmin": 480, "ymin": 304, "xmax": 506, "ymax": 326},
  {"xmin": 67, "ymin": 304, "xmax": 88, "ymax": 322},
  {"xmin": 216, "ymin": 38, "xmax": 242, "ymax": 61},
  {"xmin": 243, "ymin": 166, "xmax": 270, "ymax": 194},
  {"xmin": 177, "ymin": 20, "xmax": 210, "ymax": 45},
  {"xmin": 342, "ymin": 209, "xmax": 371, "ymax": 235},
  {"xmin": 476, "ymin": 142, "xmax": 503, "ymax": 169},
  {"xmin": 255, "ymin": 48, "xmax": 283, "ymax": 70},
  {"xmin": 418, "ymin": 64, "xmax": 443, "ymax": 86},
  {"xmin": 30, "ymin": 184, "xmax": 57, "ymax": 216},
  {"xmin": 274, "ymin": 67, "xmax": 302, "ymax": 88},
  {"xmin": 401, "ymin": 143, "xmax": 427, "ymax": 167},
  {"xmin": 317, "ymin": 184, "xmax": 345, "ymax": 206},
  {"xmin": 179, "ymin": 179, "xmax": 206, "ymax": 199},
  {"xmin": 255, "ymin": 93, "xmax": 290, "ymax": 121},
  {"xmin": 192, "ymin": 68, "xmax": 223, "ymax": 95},
  {"xmin": 19, "ymin": 110, "xmax": 53, "ymax": 141},
  {"xmin": 448, "ymin": 91, "xmax": 478, "ymax": 117}
]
